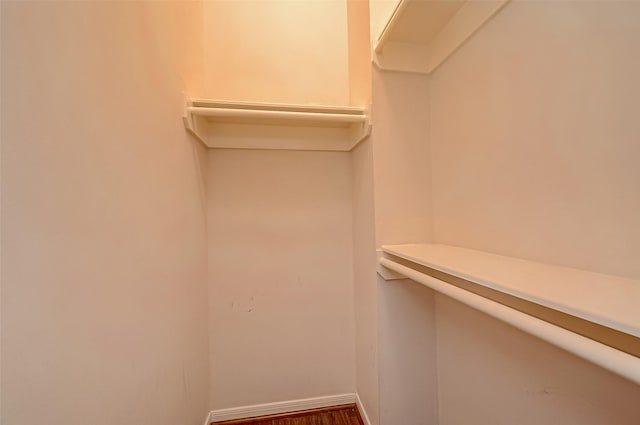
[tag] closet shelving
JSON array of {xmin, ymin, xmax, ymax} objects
[
  {"xmin": 379, "ymin": 243, "xmax": 640, "ymax": 385},
  {"xmin": 183, "ymin": 99, "xmax": 371, "ymax": 152},
  {"xmin": 374, "ymin": 0, "xmax": 509, "ymax": 74}
]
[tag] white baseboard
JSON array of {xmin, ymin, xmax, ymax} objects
[
  {"xmin": 202, "ymin": 411, "xmax": 212, "ymax": 425},
  {"xmin": 208, "ymin": 393, "xmax": 357, "ymax": 423},
  {"xmin": 355, "ymin": 393, "xmax": 372, "ymax": 425}
]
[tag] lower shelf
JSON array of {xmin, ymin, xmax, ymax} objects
[{"xmin": 379, "ymin": 243, "xmax": 640, "ymax": 385}]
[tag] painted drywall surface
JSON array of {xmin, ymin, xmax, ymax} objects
[
  {"xmin": 378, "ymin": 278, "xmax": 438, "ymax": 425},
  {"xmin": 0, "ymin": 3, "xmax": 3, "ymax": 419},
  {"xmin": 436, "ymin": 295, "xmax": 640, "ymax": 424},
  {"xmin": 351, "ymin": 138, "xmax": 380, "ymax": 425},
  {"xmin": 1, "ymin": 2, "xmax": 209, "ymax": 424},
  {"xmin": 430, "ymin": 0, "xmax": 640, "ymax": 278},
  {"xmin": 202, "ymin": 0, "xmax": 349, "ymax": 105},
  {"xmin": 346, "ymin": 2, "xmax": 379, "ymax": 423},
  {"xmin": 371, "ymin": 68, "xmax": 432, "ymax": 247},
  {"xmin": 370, "ymin": 68, "xmax": 437, "ymax": 425},
  {"xmin": 347, "ymin": 0, "xmax": 373, "ymax": 107},
  {"xmin": 206, "ymin": 149, "xmax": 355, "ymax": 409},
  {"xmin": 427, "ymin": 1, "xmax": 640, "ymax": 423}
]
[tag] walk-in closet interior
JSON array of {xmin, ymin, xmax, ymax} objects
[{"xmin": 2, "ymin": 1, "xmax": 639, "ymax": 424}]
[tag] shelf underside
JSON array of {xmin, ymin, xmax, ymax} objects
[{"xmin": 374, "ymin": 0, "xmax": 509, "ymax": 74}]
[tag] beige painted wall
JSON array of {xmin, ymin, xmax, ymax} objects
[
  {"xmin": 1, "ymin": 2, "xmax": 209, "ymax": 424},
  {"xmin": 436, "ymin": 295, "xmax": 640, "ymax": 424},
  {"xmin": 202, "ymin": 0, "xmax": 350, "ymax": 105},
  {"xmin": 201, "ymin": 0, "xmax": 373, "ymax": 412},
  {"xmin": 346, "ymin": 2, "xmax": 380, "ymax": 424},
  {"xmin": 370, "ymin": 68, "xmax": 437, "ymax": 425},
  {"xmin": 351, "ymin": 137, "xmax": 379, "ymax": 425},
  {"xmin": 430, "ymin": 0, "xmax": 640, "ymax": 279},
  {"xmin": 372, "ymin": 69, "xmax": 432, "ymax": 247},
  {"xmin": 428, "ymin": 1, "xmax": 640, "ymax": 423},
  {"xmin": 377, "ymin": 278, "xmax": 437, "ymax": 425},
  {"xmin": 206, "ymin": 149, "xmax": 355, "ymax": 409},
  {"xmin": 347, "ymin": 0, "xmax": 373, "ymax": 107}
]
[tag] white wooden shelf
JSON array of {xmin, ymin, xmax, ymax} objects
[
  {"xmin": 374, "ymin": 0, "xmax": 509, "ymax": 74},
  {"xmin": 381, "ymin": 243, "xmax": 640, "ymax": 337},
  {"xmin": 183, "ymin": 99, "xmax": 371, "ymax": 151},
  {"xmin": 379, "ymin": 243, "xmax": 640, "ymax": 385}
]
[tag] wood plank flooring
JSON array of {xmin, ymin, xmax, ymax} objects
[{"xmin": 212, "ymin": 404, "xmax": 364, "ymax": 425}]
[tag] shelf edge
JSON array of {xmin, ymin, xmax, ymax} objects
[{"xmin": 380, "ymin": 256, "xmax": 640, "ymax": 386}]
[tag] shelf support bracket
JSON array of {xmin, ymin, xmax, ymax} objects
[{"xmin": 377, "ymin": 250, "xmax": 409, "ymax": 281}]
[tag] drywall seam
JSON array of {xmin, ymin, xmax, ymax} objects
[{"xmin": 426, "ymin": 75, "xmax": 435, "ymax": 243}]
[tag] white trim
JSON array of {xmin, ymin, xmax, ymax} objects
[
  {"xmin": 189, "ymin": 107, "xmax": 367, "ymax": 124},
  {"xmin": 202, "ymin": 411, "xmax": 212, "ymax": 425},
  {"xmin": 374, "ymin": 0, "xmax": 510, "ymax": 74},
  {"xmin": 355, "ymin": 393, "xmax": 372, "ymax": 425},
  {"xmin": 208, "ymin": 393, "xmax": 356, "ymax": 423},
  {"xmin": 380, "ymin": 257, "xmax": 640, "ymax": 386},
  {"xmin": 376, "ymin": 249, "xmax": 409, "ymax": 281},
  {"xmin": 183, "ymin": 98, "xmax": 370, "ymax": 152},
  {"xmin": 381, "ymin": 243, "xmax": 640, "ymax": 338}
]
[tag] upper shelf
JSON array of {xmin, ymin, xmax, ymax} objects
[
  {"xmin": 381, "ymin": 243, "xmax": 640, "ymax": 339},
  {"xmin": 374, "ymin": 0, "xmax": 509, "ymax": 74},
  {"xmin": 183, "ymin": 99, "xmax": 371, "ymax": 151}
]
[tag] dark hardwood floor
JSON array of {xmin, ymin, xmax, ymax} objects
[{"xmin": 212, "ymin": 404, "xmax": 364, "ymax": 425}]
